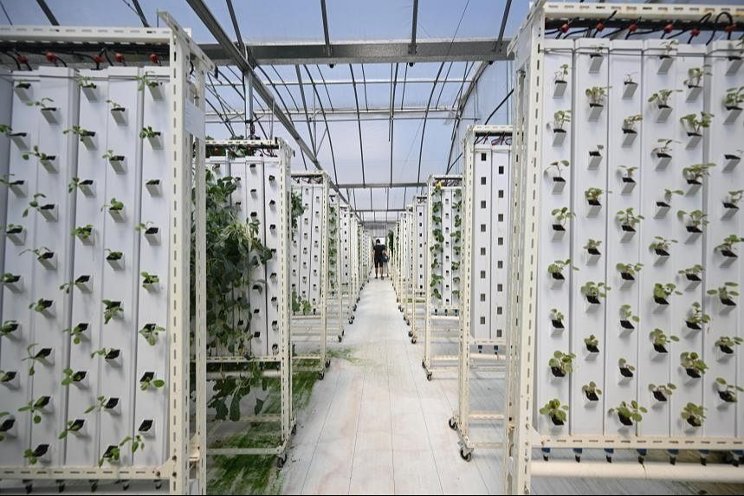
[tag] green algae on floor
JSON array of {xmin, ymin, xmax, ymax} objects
[{"xmin": 207, "ymin": 364, "xmax": 343, "ymax": 494}]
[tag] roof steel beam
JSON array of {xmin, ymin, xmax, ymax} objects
[
  {"xmin": 320, "ymin": 0, "xmax": 331, "ymax": 58},
  {"xmin": 35, "ymin": 0, "xmax": 59, "ymax": 25},
  {"xmin": 409, "ymin": 0, "xmax": 419, "ymax": 55},
  {"xmin": 200, "ymin": 39, "xmax": 513, "ymax": 66},
  {"xmin": 337, "ymin": 182, "xmax": 426, "ymax": 189},
  {"xmin": 186, "ymin": 0, "xmax": 347, "ymax": 203}
]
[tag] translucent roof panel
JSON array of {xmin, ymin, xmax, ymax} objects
[
  {"xmin": 325, "ymin": 0, "xmax": 411, "ymax": 41},
  {"xmin": 417, "ymin": 0, "xmax": 525, "ymax": 39},
  {"xmin": 229, "ymin": 0, "xmax": 324, "ymax": 43}
]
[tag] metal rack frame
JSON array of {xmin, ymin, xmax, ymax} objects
[
  {"xmin": 0, "ymin": 14, "xmax": 212, "ymax": 494},
  {"xmin": 202, "ymin": 139, "xmax": 295, "ymax": 467},
  {"xmin": 290, "ymin": 171, "xmax": 331, "ymax": 378},
  {"xmin": 450, "ymin": 125, "xmax": 513, "ymax": 461},
  {"xmin": 422, "ymin": 174, "xmax": 463, "ymax": 381},
  {"xmin": 504, "ymin": 2, "xmax": 744, "ymax": 493}
]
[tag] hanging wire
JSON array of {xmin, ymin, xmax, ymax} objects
[{"xmin": 0, "ymin": 0, "xmax": 12, "ymax": 25}]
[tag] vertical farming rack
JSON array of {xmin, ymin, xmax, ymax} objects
[
  {"xmin": 0, "ymin": 15, "xmax": 212, "ymax": 494},
  {"xmin": 422, "ymin": 175, "xmax": 463, "ymax": 381},
  {"xmin": 290, "ymin": 171, "xmax": 331, "ymax": 378},
  {"xmin": 202, "ymin": 139, "xmax": 294, "ymax": 467},
  {"xmin": 506, "ymin": 2, "xmax": 744, "ymax": 493},
  {"xmin": 452, "ymin": 125, "xmax": 512, "ymax": 461}
]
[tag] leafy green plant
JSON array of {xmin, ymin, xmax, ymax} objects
[
  {"xmin": 539, "ymin": 399, "xmax": 568, "ymax": 426},
  {"xmin": 678, "ymin": 264, "xmax": 704, "ymax": 281},
  {"xmin": 581, "ymin": 281, "xmax": 609, "ymax": 303},
  {"xmin": 619, "ymin": 165, "xmax": 638, "ymax": 179},
  {"xmin": 622, "ymin": 114, "xmax": 642, "ymax": 132},
  {"xmin": 546, "ymin": 160, "xmax": 569, "ymax": 179},
  {"xmin": 106, "ymin": 99, "xmax": 124, "ymax": 111},
  {"xmin": 619, "ymin": 304, "xmax": 639, "ymax": 329},
  {"xmin": 61, "ymin": 368, "xmax": 86, "ymax": 386},
  {"xmin": 707, "ymin": 282, "xmax": 739, "ymax": 306},
  {"xmin": 18, "ymin": 396, "xmax": 50, "ymax": 424},
  {"xmin": 616, "ymin": 208, "xmax": 644, "ymax": 230},
  {"xmin": 715, "ymin": 336, "xmax": 743, "ymax": 355},
  {"xmin": 548, "ymin": 351, "xmax": 575, "ymax": 377},
  {"xmin": 724, "ymin": 190, "xmax": 743, "ymax": 208},
  {"xmin": 139, "ymin": 372, "xmax": 166, "ymax": 391},
  {"xmin": 139, "ymin": 323, "xmax": 164, "ymax": 346},
  {"xmin": 102, "ymin": 198, "xmax": 124, "ymax": 212},
  {"xmin": 648, "ymin": 88, "xmax": 681, "ymax": 107},
  {"xmin": 618, "ymin": 358, "xmax": 635, "ymax": 378},
  {"xmin": 649, "ymin": 328, "xmax": 678, "ymax": 353},
  {"xmin": 76, "ymin": 75, "xmax": 96, "ymax": 89},
  {"xmin": 26, "ymin": 97, "xmax": 53, "ymax": 108},
  {"xmin": 584, "ymin": 334, "xmax": 599, "ymax": 353},
  {"xmin": 22, "ymin": 193, "xmax": 47, "ymax": 217},
  {"xmin": 584, "ymin": 187, "xmax": 605, "ymax": 204},
  {"xmin": 21, "ymin": 145, "xmax": 54, "ymax": 162},
  {"xmin": 102, "ymin": 300, "xmax": 123, "ymax": 324},
  {"xmin": 98, "ymin": 444, "xmax": 121, "ymax": 467},
  {"xmin": 1, "ymin": 320, "xmax": 19, "ymax": 338},
  {"xmin": 653, "ymin": 283, "xmax": 680, "ymax": 304},
  {"xmin": 551, "ymin": 207, "xmax": 574, "ymax": 229},
  {"xmin": 72, "ymin": 224, "xmax": 93, "ymax": 241},
  {"xmin": 684, "ymin": 66, "xmax": 710, "ymax": 88},
  {"xmin": 63, "ymin": 125, "xmax": 95, "ymax": 141},
  {"xmin": 553, "ymin": 110, "xmax": 571, "ymax": 130},
  {"xmin": 136, "ymin": 72, "xmax": 159, "ymax": 90},
  {"xmin": 649, "ymin": 236, "xmax": 677, "ymax": 255},
  {"xmin": 715, "ymin": 234, "xmax": 744, "ymax": 257},
  {"xmin": 585, "ymin": 86, "xmax": 609, "ymax": 106},
  {"xmin": 616, "ymin": 262, "xmax": 642, "ymax": 279},
  {"xmin": 63, "ymin": 323, "xmax": 89, "ymax": 345},
  {"xmin": 685, "ymin": 302, "xmax": 710, "ymax": 330},
  {"xmin": 724, "ymin": 86, "xmax": 744, "ymax": 108},
  {"xmin": 680, "ymin": 351, "xmax": 708, "ymax": 378},
  {"xmin": 584, "ymin": 239, "xmax": 602, "ymax": 254},
  {"xmin": 649, "ymin": 383, "xmax": 676, "ymax": 402},
  {"xmin": 680, "ymin": 112, "xmax": 713, "ymax": 135},
  {"xmin": 547, "ymin": 259, "xmax": 576, "ymax": 279},
  {"xmin": 554, "ymin": 64, "xmax": 569, "ymax": 83},
  {"xmin": 682, "ymin": 163, "xmax": 715, "ymax": 185},
  {"xmin": 23, "ymin": 445, "xmax": 49, "ymax": 465},
  {"xmin": 609, "ymin": 400, "xmax": 647, "ymax": 426},
  {"xmin": 582, "ymin": 382, "xmax": 602, "ymax": 401},
  {"xmin": 653, "ymin": 139, "xmax": 678, "ymax": 158},
  {"xmin": 58, "ymin": 419, "xmax": 85, "ymax": 439},
  {"xmin": 291, "ymin": 191, "xmax": 304, "ymax": 230},
  {"xmin": 550, "ymin": 308, "xmax": 564, "ymax": 328},
  {"xmin": 661, "ymin": 188, "xmax": 683, "ymax": 205},
  {"xmin": 90, "ymin": 348, "xmax": 119, "ymax": 360},
  {"xmin": 680, "ymin": 403, "xmax": 706, "ymax": 427},
  {"xmin": 715, "ymin": 377, "xmax": 743, "ymax": 403},
  {"xmin": 141, "ymin": 271, "xmax": 159, "ymax": 287},
  {"xmin": 139, "ymin": 126, "xmax": 160, "ymax": 139}
]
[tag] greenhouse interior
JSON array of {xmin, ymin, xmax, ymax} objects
[{"xmin": 0, "ymin": 0, "xmax": 744, "ymax": 494}]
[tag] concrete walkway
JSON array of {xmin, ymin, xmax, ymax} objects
[
  {"xmin": 280, "ymin": 277, "xmax": 497, "ymax": 494},
  {"xmin": 280, "ymin": 277, "xmax": 742, "ymax": 495}
]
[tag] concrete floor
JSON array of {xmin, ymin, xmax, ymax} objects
[{"xmin": 280, "ymin": 277, "xmax": 743, "ymax": 495}]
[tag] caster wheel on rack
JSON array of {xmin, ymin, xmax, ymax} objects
[
  {"xmin": 276, "ymin": 454, "xmax": 287, "ymax": 468},
  {"xmin": 349, "ymin": 318, "xmax": 353, "ymax": 325},
  {"xmin": 342, "ymin": 329, "xmax": 345, "ymax": 336},
  {"xmin": 460, "ymin": 448, "xmax": 472, "ymax": 462},
  {"xmin": 426, "ymin": 371, "xmax": 432, "ymax": 381},
  {"xmin": 353, "ymin": 304, "xmax": 358, "ymax": 311},
  {"xmin": 408, "ymin": 330, "xmax": 413, "ymax": 337},
  {"xmin": 292, "ymin": 424, "xmax": 297, "ymax": 435},
  {"xmin": 325, "ymin": 359, "xmax": 331, "ymax": 368},
  {"xmin": 421, "ymin": 360, "xmax": 426, "ymax": 369},
  {"xmin": 318, "ymin": 370, "xmax": 325, "ymax": 380},
  {"xmin": 337, "ymin": 335, "xmax": 343, "ymax": 343},
  {"xmin": 448, "ymin": 417, "xmax": 458, "ymax": 430},
  {"xmin": 411, "ymin": 337, "xmax": 417, "ymax": 344}
]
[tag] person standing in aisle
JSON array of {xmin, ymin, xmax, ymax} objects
[{"xmin": 373, "ymin": 238, "xmax": 387, "ymax": 279}]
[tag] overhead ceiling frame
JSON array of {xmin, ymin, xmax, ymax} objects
[
  {"xmin": 186, "ymin": 0, "xmax": 347, "ymax": 203},
  {"xmin": 201, "ymin": 39, "xmax": 513, "ymax": 66}
]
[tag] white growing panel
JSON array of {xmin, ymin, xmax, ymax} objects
[{"xmin": 532, "ymin": 38, "xmax": 744, "ymax": 442}]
